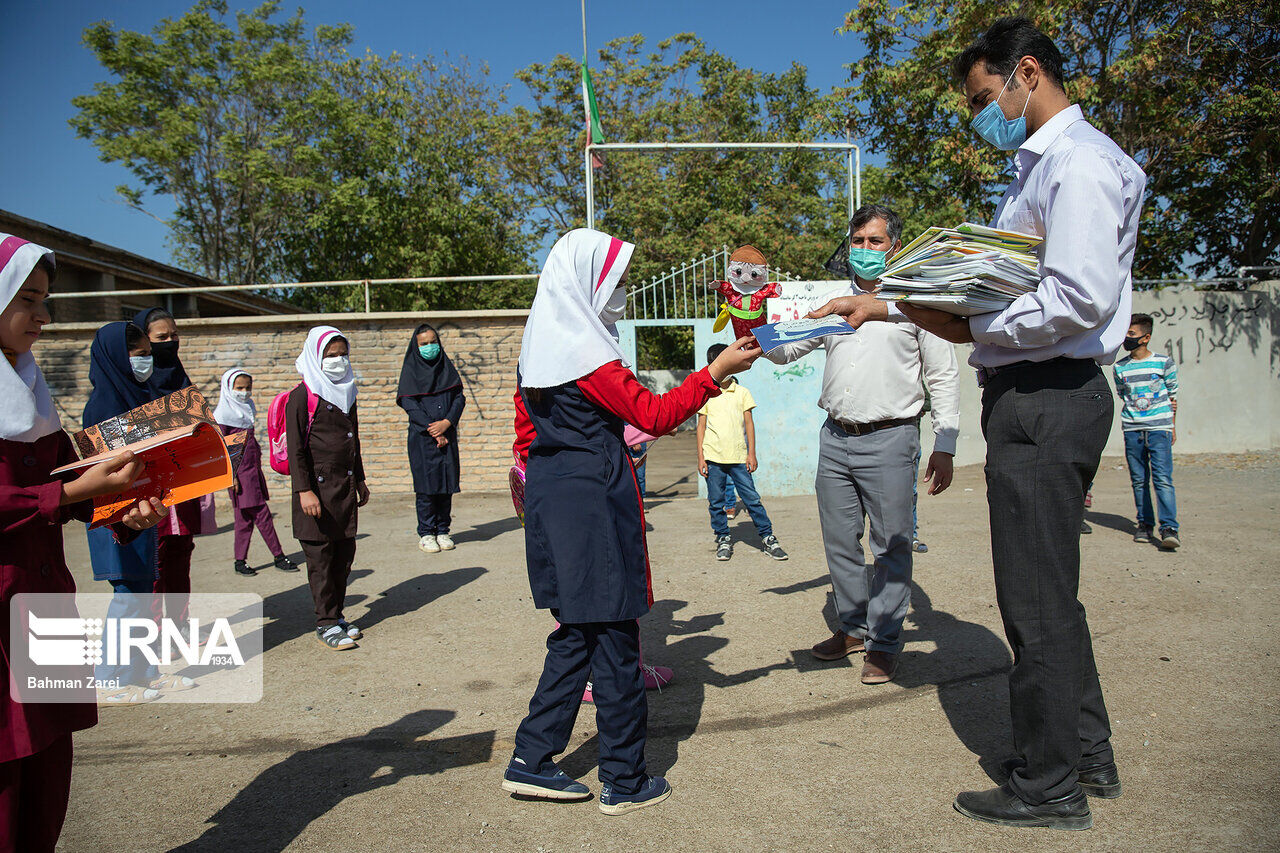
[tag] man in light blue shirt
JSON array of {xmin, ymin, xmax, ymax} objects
[{"xmin": 813, "ymin": 16, "xmax": 1145, "ymax": 830}]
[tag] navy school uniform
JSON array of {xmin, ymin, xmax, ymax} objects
[{"xmin": 512, "ymin": 360, "xmax": 720, "ymax": 793}]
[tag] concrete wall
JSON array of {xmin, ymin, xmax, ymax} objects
[
  {"xmin": 40, "ymin": 311, "xmax": 528, "ymax": 494},
  {"xmin": 626, "ymin": 282, "xmax": 1279, "ymax": 497}
]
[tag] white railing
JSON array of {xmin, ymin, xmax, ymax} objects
[{"xmin": 627, "ymin": 246, "xmax": 800, "ymax": 322}]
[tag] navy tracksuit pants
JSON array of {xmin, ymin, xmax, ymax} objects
[{"xmin": 513, "ymin": 616, "xmax": 647, "ymax": 794}]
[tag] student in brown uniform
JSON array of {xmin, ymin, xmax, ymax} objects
[{"xmin": 286, "ymin": 325, "xmax": 369, "ymax": 651}]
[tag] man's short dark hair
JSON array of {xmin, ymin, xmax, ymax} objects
[
  {"xmin": 850, "ymin": 204, "xmax": 903, "ymax": 244},
  {"xmin": 951, "ymin": 16, "xmax": 1066, "ymax": 89},
  {"xmin": 707, "ymin": 343, "xmax": 728, "ymax": 363},
  {"xmin": 1131, "ymin": 313, "xmax": 1154, "ymax": 335}
]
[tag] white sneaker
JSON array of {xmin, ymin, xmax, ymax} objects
[
  {"xmin": 419, "ymin": 535, "xmax": 441, "ymax": 553},
  {"xmin": 436, "ymin": 533, "xmax": 455, "ymax": 550}
]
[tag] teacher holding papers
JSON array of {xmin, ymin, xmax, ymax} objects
[{"xmin": 812, "ymin": 16, "xmax": 1145, "ymax": 832}]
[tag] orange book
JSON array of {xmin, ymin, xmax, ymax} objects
[{"xmin": 52, "ymin": 422, "xmax": 233, "ymax": 527}]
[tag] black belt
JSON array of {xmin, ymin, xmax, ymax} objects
[
  {"xmin": 976, "ymin": 356, "xmax": 1094, "ymax": 387},
  {"xmin": 830, "ymin": 416, "xmax": 918, "ymax": 437}
]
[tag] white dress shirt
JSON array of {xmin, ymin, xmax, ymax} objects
[
  {"xmin": 766, "ymin": 321, "xmax": 961, "ymax": 455},
  {"xmin": 966, "ymin": 104, "xmax": 1147, "ymax": 369}
]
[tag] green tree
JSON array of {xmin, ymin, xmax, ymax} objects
[
  {"xmin": 72, "ymin": 0, "xmax": 533, "ymax": 309},
  {"xmin": 837, "ymin": 1, "xmax": 1280, "ymax": 279},
  {"xmin": 498, "ymin": 34, "xmax": 861, "ymax": 288}
]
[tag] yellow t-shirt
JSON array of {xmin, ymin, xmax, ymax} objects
[{"xmin": 698, "ymin": 380, "xmax": 756, "ymax": 464}]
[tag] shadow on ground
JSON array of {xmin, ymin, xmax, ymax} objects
[{"xmin": 167, "ymin": 709, "xmax": 494, "ymax": 852}]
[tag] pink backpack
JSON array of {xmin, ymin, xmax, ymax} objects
[{"xmin": 266, "ymin": 383, "xmax": 319, "ymax": 475}]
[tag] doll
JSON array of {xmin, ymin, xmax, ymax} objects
[{"xmin": 711, "ymin": 245, "xmax": 781, "ymax": 339}]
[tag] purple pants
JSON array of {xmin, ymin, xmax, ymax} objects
[{"xmin": 234, "ymin": 504, "xmax": 283, "ymax": 561}]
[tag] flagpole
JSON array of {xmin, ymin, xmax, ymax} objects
[{"xmin": 582, "ymin": 0, "xmax": 594, "ymax": 228}]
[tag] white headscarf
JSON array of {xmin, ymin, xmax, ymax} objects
[
  {"xmin": 212, "ymin": 368, "xmax": 255, "ymax": 429},
  {"xmin": 0, "ymin": 234, "xmax": 62, "ymax": 442},
  {"xmin": 296, "ymin": 325, "xmax": 357, "ymax": 413},
  {"xmin": 518, "ymin": 229, "xmax": 635, "ymax": 389}
]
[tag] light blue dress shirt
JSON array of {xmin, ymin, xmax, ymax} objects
[{"xmin": 967, "ymin": 104, "xmax": 1147, "ymax": 369}]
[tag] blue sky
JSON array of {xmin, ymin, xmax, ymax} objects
[{"xmin": 0, "ymin": 0, "xmax": 865, "ymax": 268}]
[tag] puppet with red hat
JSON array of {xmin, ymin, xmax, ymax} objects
[{"xmin": 710, "ymin": 245, "xmax": 781, "ymax": 338}]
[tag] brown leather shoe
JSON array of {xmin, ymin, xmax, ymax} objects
[
  {"xmin": 861, "ymin": 650, "xmax": 898, "ymax": 684},
  {"xmin": 810, "ymin": 630, "xmax": 865, "ymax": 661}
]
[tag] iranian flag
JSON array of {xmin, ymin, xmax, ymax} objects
[{"xmin": 581, "ymin": 57, "xmax": 605, "ymax": 169}]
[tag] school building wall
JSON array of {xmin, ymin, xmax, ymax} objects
[{"xmin": 40, "ymin": 311, "xmax": 529, "ymax": 495}]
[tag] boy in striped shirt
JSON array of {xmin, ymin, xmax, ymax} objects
[{"xmin": 1114, "ymin": 313, "xmax": 1180, "ymax": 549}]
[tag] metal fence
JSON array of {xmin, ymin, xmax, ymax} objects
[{"xmin": 627, "ymin": 246, "xmax": 800, "ymax": 322}]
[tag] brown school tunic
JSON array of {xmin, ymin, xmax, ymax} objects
[{"xmin": 286, "ymin": 385, "xmax": 364, "ymax": 541}]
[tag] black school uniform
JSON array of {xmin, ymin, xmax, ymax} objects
[{"xmin": 286, "ymin": 385, "xmax": 364, "ymax": 627}]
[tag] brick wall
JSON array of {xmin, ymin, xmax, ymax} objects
[{"xmin": 39, "ymin": 311, "xmax": 529, "ymax": 494}]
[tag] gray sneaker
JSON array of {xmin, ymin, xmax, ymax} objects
[
  {"xmin": 762, "ymin": 534, "xmax": 788, "ymax": 561},
  {"xmin": 1158, "ymin": 527, "xmax": 1180, "ymax": 550},
  {"xmin": 1133, "ymin": 524, "xmax": 1153, "ymax": 544},
  {"xmin": 715, "ymin": 535, "xmax": 733, "ymax": 561}
]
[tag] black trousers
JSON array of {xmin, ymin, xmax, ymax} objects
[
  {"xmin": 513, "ymin": 616, "xmax": 647, "ymax": 794},
  {"xmin": 980, "ymin": 358, "xmax": 1115, "ymax": 803},
  {"xmin": 300, "ymin": 537, "xmax": 356, "ymax": 627},
  {"xmin": 415, "ymin": 493, "xmax": 453, "ymax": 536}
]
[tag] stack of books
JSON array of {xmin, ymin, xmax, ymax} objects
[{"xmin": 875, "ymin": 223, "xmax": 1042, "ymax": 316}]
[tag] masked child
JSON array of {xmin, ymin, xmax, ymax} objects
[
  {"xmin": 288, "ymin": 326, "xmax": 369, "ymax": 650},
  {"xmin": 396, "ymin": 324, "xmax": 465, "ymax": 553},
  {"xmin": 213, "ymin": 369, "xmax": 298, "ymax": 576},
  {"xmin": 503, "ymin": 228, "xmax": 761, "ymax": 814}
]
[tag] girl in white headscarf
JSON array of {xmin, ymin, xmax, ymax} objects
[
  {"xmin": 214, "ymin": 368, "xmax": 296, "ymax": 576},
  {"xmin": 286, "ymin": 327, "xmax": 367, "ymax": 650},
  {"xmin": 504, "ymin": 229, "xmax": 761, "ymax": 813},
  {"xmin": 0, "ymin": 234, "xmax": 167, "ymax": 847}
]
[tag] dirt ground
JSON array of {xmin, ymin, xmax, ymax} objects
[{"xmin": 59, "ymin": 437, "xmax": 1280, "ymax": 852}]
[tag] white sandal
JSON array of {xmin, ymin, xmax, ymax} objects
[
  {"xmin": 98, "ymin": 684, "xmax": 161, "ymax": 705},
  {"xmin": 150, "ymin": 674, "xmax": 197, "ymax": 692}
]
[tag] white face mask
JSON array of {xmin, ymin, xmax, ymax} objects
[
  {"xmin": 321, "ymin": 355, "xmax": 350, "ymax": 382},
  {"xmin": 599, "ymin": 286, "xmax": 627, "ymax": 325},
  {"xmin": 232, "ymin": 390, "xmax": 251, "ymax": 404},
  {"xmin": 130, "ymin": 355, "xmax": 154, "ymax": 382}
]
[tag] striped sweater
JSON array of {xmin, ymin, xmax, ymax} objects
[{"xmin": 1113, "ymin": 353, "xmax": 1178, "ymax": 431}]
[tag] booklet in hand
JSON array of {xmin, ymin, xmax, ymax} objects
[
  {"xmin": 53, "ymin": 421, "xmax": 234, "ymax": 528},
  {"xmin": 750, "ymin": 316, "xmax": 857, "ymax": 353}
]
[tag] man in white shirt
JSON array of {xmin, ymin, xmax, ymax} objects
[
  {"xmin": 812, "ymin": 17, "xmax": 1144, "ymax": 831},
  {"xmin": 767, "ymin": 204, "xmax": 959, "ymax": 686}
]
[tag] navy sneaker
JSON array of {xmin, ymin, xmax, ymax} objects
[
  {"xmin": 598, "ymin": 775, "xmax": 672, "ymax": 815},
  {"xmin": 501, "ymin": 758, "xmax": 591, "ymax": 801}
]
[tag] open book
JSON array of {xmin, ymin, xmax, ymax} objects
[
  {"xmin": 875, "ymin": 222, "xmax": 1043, "ymax": 316},
  {"xmin": 53, "ymin": 421, "xmax": 233, "ymax": 527}
]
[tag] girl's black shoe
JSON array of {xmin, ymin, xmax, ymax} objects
[
  {"xmin": 234, "ymin": 560, "xmax": 257, "ymax": 576},
  {"xmin": 273, "ymin": 554, "xmax": 300, "ymax": 572}
]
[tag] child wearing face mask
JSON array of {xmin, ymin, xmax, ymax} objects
[
  {"xmin": 213, "ymin": 369, "xmax": 298, "ymax": 576},
  {"xmin": 288, "ymin": 326, "xmax": 369, "ymax": 650},
  {"xmin": 82, "ymin": 320, "xmax": 194, "ymax": 699},
  {"xmin": 396, "ymin": 324, "xmax": 466, "ymax": 553},
  {"xmin": 504, "ymin": 229, "xmax": 762, "ymax": 814},
  {"xmin": 0, "ymin": 236, "xmax": 170, "ymax": 850},
  {"xmin": 133, "ymin": 308, "xmax": 214, "ymax": 633}
]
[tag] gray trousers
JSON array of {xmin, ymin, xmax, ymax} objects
[{"xmin": 814, "ymin": 418, "xmax": 918, "ymax": 654}]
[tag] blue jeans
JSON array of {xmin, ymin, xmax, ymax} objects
[
  {"xmin": 1124, "ymin": 429, "xmax": 1177, "ymax": 532},
  {"xmin": 706, "ymin": 462, "xmax": 771, "ymax": 538},
  {"xmin": 96, "ymin": 577, "xmax": 160, "ymax": 689},
  {"xmin": 627, "ymin": 443, "xmax": 648, "ymax": 498}
]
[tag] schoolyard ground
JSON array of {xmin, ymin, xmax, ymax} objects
[{"xmin": 60, "ymin": 440, "xmax": 1280, "ymax": 852}]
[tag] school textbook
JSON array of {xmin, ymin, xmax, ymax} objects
[
  {"xmin": 55, "ymin": 387, "xmax": 238, "ymax": 527},
  {"xmin": 750, "ymin": 316, "xmax": 857, "ymax": 353},
  {"xmin": 875, "ymin": 222, "xmax": 1043, "ymax": 316}
]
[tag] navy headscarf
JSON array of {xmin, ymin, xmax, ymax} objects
[
  {"xmin": 396, "ymin": 323, "xmax": 462, "ymax": 402},
  {"xmin": 133, "ymin": 307, "xmax": 190, "ymax": 394},
  {"xmin": 83, "ymin": 321, "xmax": 158, "ymax": 425}
]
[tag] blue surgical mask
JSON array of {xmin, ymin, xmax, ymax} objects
[
  {"xmin": 130, "ymin": 355, "xmax": 154, "ymax": 382},
  {"xmin": 848, "ymin": 247, "xmax": 889, "ymax": 281},
  {"xmin": 970, "ymin": 67, "xmax": 1031, "ymax": 151},
  {"xmin": 419, "ymin": 343, "xmax": 441, "ymax": 361}
]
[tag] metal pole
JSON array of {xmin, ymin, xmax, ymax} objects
[
  {"xmin": 585, "ymin": 147, "xmax": 595, "ymax": 229},
  {"xmin": 855, "ymin": 147, "xmax": 862, "ymax": 210},
  {"xmin": 363, "ymin": 281, "xmax": 371, "ymax": 313}
]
